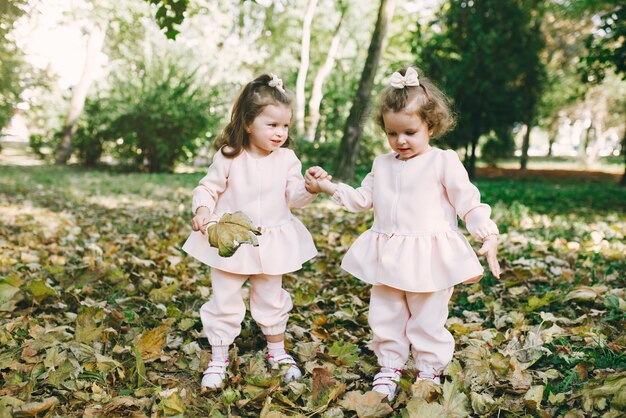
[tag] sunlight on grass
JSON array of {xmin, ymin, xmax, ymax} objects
[{"xmin": 0, "ymin": 203, "xmax": 78, "ymax": 238}]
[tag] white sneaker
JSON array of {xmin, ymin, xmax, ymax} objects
[
  {"xmin": 372, "ymin": 368, "xmax": 402, "ymax": 401},
  {"xmin": 201, "ymin": 360, "xmax": 229, "ymax": 388},
  {"xmin": 267, "ymin": 353, "xmax": 302, "ymax": 382},
  {"xmin": 415, "ymin": 371, "xmax": 441, "ymax": 385}
]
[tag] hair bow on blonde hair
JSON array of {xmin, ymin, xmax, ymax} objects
[
  {"xmin": 389, "ymin": 67, "xmax": 420, "ymax": 89},
  {"xmin": 268, "ymin": 73, "xmax": 286, "ymax": 93}
]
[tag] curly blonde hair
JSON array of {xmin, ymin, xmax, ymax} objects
[{"xmin": 374, "ymin": 67, "xmax": 456, "ymax": 138}]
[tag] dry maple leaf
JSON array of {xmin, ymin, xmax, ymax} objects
[{"xmin": 206, "ymin": 211, "xmax": 261, "ymax": 257}]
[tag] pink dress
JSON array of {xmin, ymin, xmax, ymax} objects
[
  {"xmin": 331, "ymin": 148, "xmax": 498, "ymax": 292},
  {"xmin": 182, "ymin": 148, "xmax": 318, "ymax": 275}
]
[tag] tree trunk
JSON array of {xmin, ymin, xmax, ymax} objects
[
  {"xmin": 579, "ymin": 121, "xmax": 593, "ymax": 166},
  {"xmin": 467, "ymin": 137, "xmax": 478, "ymax": 178},
  {"xmin": 56, "ymin": 23, "xmax": 106, "ymax": 165},
  {"xmin": 334, "ymin": 0, "xmax": 396, "ymax": 181},
  {"xmin": 547, "ymin": 117, "xmax": 558, "ymax": 157},
  {"xmin": 619, "ymin": 116, "xmax": 626, "ymax": 187},
  {"xmin": 305, "ymin": 8, "xmax": 345, "ymax": 142},
  {"xmin": 295, "ymin": 0, "xmax": 318, "ymax": 138},
  {"xmin": 520, "ymin": 121, "xmax": 532, "ymax": 170}
]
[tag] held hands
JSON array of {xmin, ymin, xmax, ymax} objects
[
  {"xmin": 476, "ymin": 235, "xmax": 501, "ymax": 279},
  {"xmin": 191, "ymin": 206, "xmax": 211, "ymax": 235},
  {"xmin": 304, "ymin": 166, "xmax": 334, "ymax": 194}
]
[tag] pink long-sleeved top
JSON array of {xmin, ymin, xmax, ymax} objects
[
  {"xmin": 182, "ymin": 147, "xmax": 317, "ymax": 275},
  {"xmin": 332, "ymin": 148, "xmax": 499, "ymax": 292}
]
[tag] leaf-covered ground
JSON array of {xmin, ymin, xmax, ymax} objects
[{"xmin": 0, "ymin": 165, "xmax": 625, "ymax": 417}]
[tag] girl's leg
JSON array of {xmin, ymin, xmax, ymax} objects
[
  {"xmin": 249, "ymin": 274, "xmax": 300, "ymax": 381},
  {"xmin": 249, "ymin": 273, "xmax": 292, "ymax": 337},
  {"xmin": 200, "ymin": 268, "xmax": 248, "ymax": 347},
  {"xmin": 369, "ymin": 284, "xmax": 411, "ymax": 369},
  {"xmin": 405, "ymin": 287, "xmax": 455, "ymax": 378},
  {"xmin": 199, "ymin": 268, "xmax": 248, "ymax": 388},
  {"xmin": 369, "ymin": 284, "xmax": 410, "ymax": 400}
]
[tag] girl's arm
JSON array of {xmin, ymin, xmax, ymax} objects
[
  {"xmin": 441, "ymin": 150, "xmax": 498, "ymax": 240},
  {"xmin": 285, "ymin": 150, "xmax": 318, "ymax": 208},
  {"xmin": 328, "ymin": 167, "xmax": 375, "ymax": 213},
  {"xmin": 442, "ymin": 150, "xmax": 500, "ymax": 278},
  {"xmin": 191, "ymin": 149, "xmax": 231, "ymax": 215}
]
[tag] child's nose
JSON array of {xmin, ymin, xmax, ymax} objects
[{"xmin": 276, "ymin": 127, "xmax": 288, "ymax": 137}]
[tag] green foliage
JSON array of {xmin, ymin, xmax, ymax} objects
[
  {"xmin": 77, "ymin": 53, "xmax": 216, "ymax": 172},
  {"xmin": 29, "ymin": 132, "xmax": 61, "ymax": 162},
  {"xmin": 481, "ymin": 127, "xmax": 516, "ymax": 167},
  {"xmin": 412, "ymin": 0, "xmax": 547, "ymax": 171},
  {"xmin": 575, "ymin": 1, "xmax": 625, "ymax": 81},
  {"xmin": 0, "ymin": 0, "xmax": 28, "ymax": 129},
  {"xmin": 144, "ymin": 0, "xmax": 189, "ymax": 39},
  {"xmin": 72, "ymin": 98, "xmax": 116, "ymax": 166}
]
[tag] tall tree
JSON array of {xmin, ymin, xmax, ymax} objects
[
  {"xmin": 535, "ymin": 3, "xmax": 587, "ymax": 158},
  {"xmin": 413, "ymin": 0, "xmax": 546, "ymax": 177},
  {"xmin": 295, "ymin": 0, "xmax": 318, "ymax": 138},
  {"xmin": 305, "ymin": 4, "xmax": 346, "ymax": 142},
  {"xmin": 0, "ymin": 0, "xmax": 30, "ymax": 129},
  {"xmin": 569, "ymin": 0, "xmax": 626, "ymax": 184},
  {"xmin": 334, "ymin": 0, "xmax": 396, "ymax": 181},
  {"xmin": 55, "ymin": 23, "xmax": 107, "ymax": 164},
  {"xmin": 519, "ymin": 4, "xmax": 547, "ymax": 170}
]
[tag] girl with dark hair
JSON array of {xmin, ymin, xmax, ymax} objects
[{"xmin": 183, "ymin": 73, "xmax": 328, "ymax": 389}]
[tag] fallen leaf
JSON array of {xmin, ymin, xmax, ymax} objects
[
  {"xmin": 12, "ymin": 397, "xmax": 59, "ymax": 416},
  {"xmin": 135, "ymin": 323, "xmax": 169, "ymax": 362},
  {"xmin": 328, "ymin": 341, "xmax": 359, "ymax": 366},
  {"xmin": 207, "ymin": 211, "xmax": 261, "ymax": 257},
  {"xmin": 25, "ymin": 280, "xmax": 57, "ymax": 303},
  {"xmin": 339, "ymin": 391, "xmax": 393, "ymax": 417},
  {"xmin": 523, "ymin": 385, "xmax": 544, "ymax": 410},
  {"xmin": 311, "ymin": 367, "xmax": 346, "ymax": 409}
]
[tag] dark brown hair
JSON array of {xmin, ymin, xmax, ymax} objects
[
  {"xmin": 374, "ymin": 67, "xmax": 456, "ymax": 138},
  {"xmin": 213, "ymin": 73, "xmax": 293, "ymax": 157}
]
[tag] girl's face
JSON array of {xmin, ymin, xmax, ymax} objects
[
  {"xmin": 246, "ymin": 104, "xmax": 291, "ymax": 157},
  {"xmin": 382, "ymin": 101, "xmax": 432, "ymax": 160}
]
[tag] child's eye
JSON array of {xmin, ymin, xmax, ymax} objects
[
  {"xmin": 387, "ymin": 132, "xmax": 397, "ymax": 137},
  {"xmin": 406, "ymin": 131, "xmax": 416, "ymax": 136},
  {"xmin": 269, "ymin": 123, "xmax": 277, "ymax": 127}
]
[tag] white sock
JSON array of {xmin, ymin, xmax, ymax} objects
[
  {"xmin": 211, "ymin": 345, "xmax": 229, "ymax": 363},
  {"xmin": 267, "ymin": 340, "xmax": 286, "ymax": 358}
]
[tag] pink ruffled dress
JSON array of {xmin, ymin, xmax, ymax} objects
[
  {"xmin": 331, "ymin": 148, "xmax": 498, "ymax": 292},
  {"xmin": 182, "ymin": 148, "xmax": 318, "ymax": 275}
]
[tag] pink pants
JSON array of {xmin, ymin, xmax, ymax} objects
[
  {"xmin": 368, "ymin": 285, "xmax": 455, "ymax": 373},
  {"xmin": 200, "ymin": 268, "xmax": 293, "ymax": 346}
]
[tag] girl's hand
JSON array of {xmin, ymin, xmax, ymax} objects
[
  {"xmin": 318, "ymin": 179, "xmax": 337, "ymax": 195},
  {"xmin": 191, "ymin": 207, "xmax": 211, "ymax": 235},
  {"xmin": 305, "ymin": 167, "xmax": 330, "ymax": 193},
  {"xmin": 304, "ymin": 173, "xmax": 322, "ymax": 193},
  {"xmin": 307, "ymin": 166, "xmax": 332, "ymax": 181},
  {"xmin": 476, "ymin": 235, "xmax": 501, "ymax": 278},
  {"xmin": 305, "ymin": 166, "xmax": 335, "ymax": 194}
]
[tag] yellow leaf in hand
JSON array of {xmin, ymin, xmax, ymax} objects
[{"xmin": 207, "ymin": 211, "xmax": 261, "ymax": 257}]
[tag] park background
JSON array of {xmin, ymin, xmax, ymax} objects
[{"xmin": 0, "ymin": 0, "xmax": 625, "ymax": 416}]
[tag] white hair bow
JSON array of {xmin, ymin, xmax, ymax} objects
[
  {"xmin": 389, "ymin": 67, "xmax": 420, "ymax": 89},
  {"xmin": 268, "ymin": 73, "xmax": 286, "ymax": 93}
]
